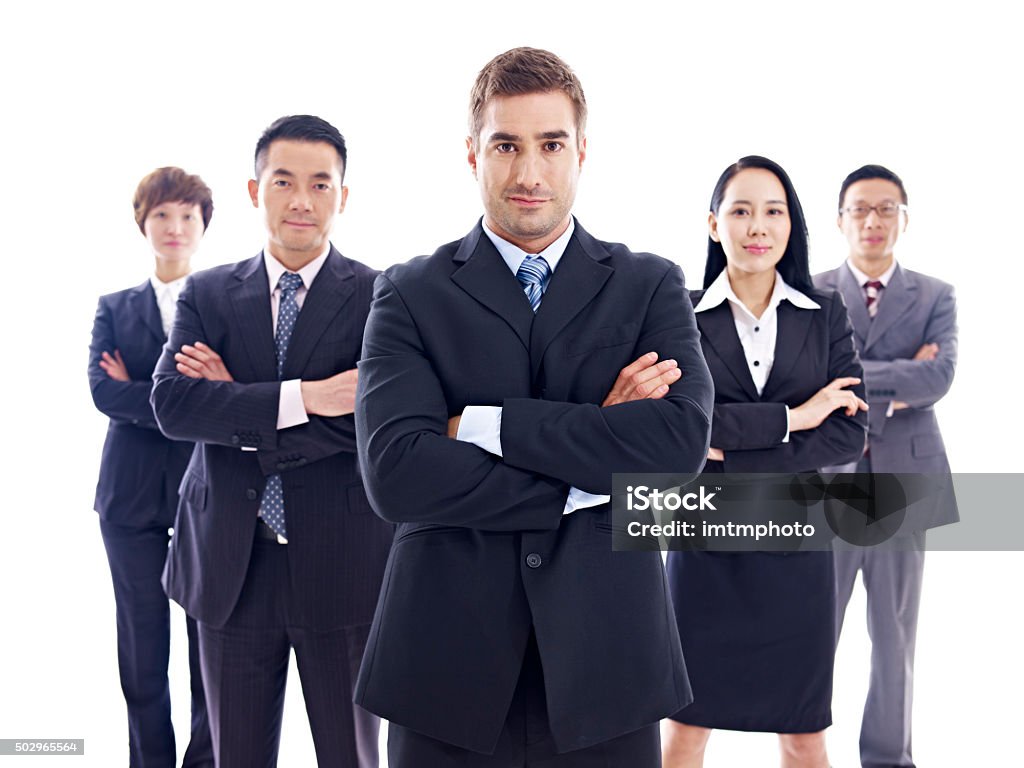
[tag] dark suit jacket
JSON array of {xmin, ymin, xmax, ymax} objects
[
  {"xmin": 150, "ymin": 248, "xmax": 394, "ymax": 630},
  {"xmin": 815, "ymin": 263, "xmax": 958, "ymax": 528},
  {"xmin": 693, "ymin": 286, "xmax": 867, "ymax": 473},
  {"xmin": 353, "ymin": 220, "xmax": 715, "ymax": 754},
  {"xmin": 89, "ymin": 281, "xmax": 193, "ymax": 527}
]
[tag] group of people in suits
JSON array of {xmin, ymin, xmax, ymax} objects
[{"xmin": 89, "ymin": 46, "xmax": 956, "ymax": 768}]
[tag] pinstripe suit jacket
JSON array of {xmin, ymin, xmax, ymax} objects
[{"xmin": 151, "ymin": 247, "xmax": 393, "ymax": 629}]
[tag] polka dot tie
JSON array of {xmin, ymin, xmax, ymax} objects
[
  {"xmin": 259, "ymin": 271, "xmax": 304, "ymax": 540},
  {"xmin": 516, "ymin": 255, "xmax": 551, "ymax": 312}
]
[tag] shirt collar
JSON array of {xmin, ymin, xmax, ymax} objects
[
  {"xmin": 150, "ymin": 273, "xmax": 188, "ymax": 297},
  {"xmin": 846, "ymin": 257, "xmax": 897, "ymax": 287},
  {"xmin": 694, "ymin": 269, "xmax": 820, "ymax": 317},
  {"xmin": 481, "ymin": 217, "xmax": 575, "ymax": 276},
  {"xmin": 263, "ymin": 242, "xmax": 332, "ymax": 293}
]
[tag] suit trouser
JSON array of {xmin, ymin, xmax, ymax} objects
[
  {"xmin": 388, "ymin": 631, "xmax": 660, "ymax": 767},
  {"xmin": 100, "ymin": 520, "xmax": 213, "ymax": 768},
  {"xmin": 197, "ymin": 537, "xmax": 378, "ymax": 768},
  {"xmin": 835, "ymin": 525, "xmax": 925, "ymax": 768}
]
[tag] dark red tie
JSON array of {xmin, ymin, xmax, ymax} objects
[{"xmin": 864, "ymin": 280, "xmax": 884, "ymax": 318}]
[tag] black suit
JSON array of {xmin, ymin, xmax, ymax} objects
[
  {"xmin": 89, "ymin": 280, "xmax": 211, "ymax": 767},
  {"xmin": 354, "ymin": 220, "xmax": 714, "ymax": 764},
  {"xmin": 151, "ymin": 248, "xmax": 393, "ymax": 768},
  {"xmin": 667, "ymin": 287, "xmax": 867, "ymax": 733}
]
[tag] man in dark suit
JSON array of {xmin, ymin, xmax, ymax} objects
[
  {"xmin": 151, "ymin": 115, "xmax": 393, "ymax": 768},
  {"xmin": 354, "ymin": 48, "xmax": 714, "ymax": 766},
  {"xmin": 815, "ymin": 164, "xmax": 958, "ymax": 768}
]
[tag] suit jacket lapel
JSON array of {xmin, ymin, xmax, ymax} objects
[
  {"xmin": 761, "ymin": 300, "xmax": 814, "ymax": 400},
  {"xmin": 529, "ymin": 225, "xmax": 613, "ymax": 379},
  {"xmin": 129, "ymin": 280, "xmax": 165, "ymax": 344},
  {"xmin": 865, "ymin": 265, "xmax": 917, "ymax": 352},
  {"xmin": 228, "ymin": 254, "xmax": 278, "ymax": 382},
  {"xmin": 838, "ymin": 264, "xmax": 870, "ymax": 348},
  {"xmin": 697, "ymin": 300, "xmax": 760, "ymax": 401},
  {"xmin": 282, "ymin": 247, "xmax": 355, "ymax": 379},
  {"xmin": 450, "ymin": 223, "xmax": 534, "ymax": 352}
]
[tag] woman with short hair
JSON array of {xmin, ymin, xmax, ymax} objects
[{"xmin": 88, "ymin": 166, "xmax": 214, "ymax": 767}]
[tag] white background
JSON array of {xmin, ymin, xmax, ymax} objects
[{"xmin": 1, "ymin": 1, "xmax": 1020, "ymax": 765}]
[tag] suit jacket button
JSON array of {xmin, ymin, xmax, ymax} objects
[
  {"xmin": 525, "ymin": 553, "xmax": 542, "ymax": 568},
  {"xmin": 246, "ymin": 488, "xmax": 259, "ymax": 501},
  {"xmin": 231, "ymin": 435, "xmax": 241, "ymax": 445}
]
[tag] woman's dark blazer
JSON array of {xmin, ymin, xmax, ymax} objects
[
  {"xmin": 692, "ymin": 286, "xmax": 868, "ymax": 473},
  {"xmin": 89, "ymin": 280, "xmax": 193, "ymax": 527}
]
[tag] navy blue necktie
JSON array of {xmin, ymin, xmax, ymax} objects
[
  {"xmin": 259, "ymin": 271, "xmax": 304, "ymax": 540},
  {"xmin": 517, "ymin": 255, "xmax": 551, "ymax": 312}
]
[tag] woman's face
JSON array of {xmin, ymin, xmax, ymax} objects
[
  {"xmin": 709, "ymin": 167, "xmax": 791, "ymax": 278},
  {"xmin": 144, "ymin": 200, "xmax": 205, "ymax": 263}
]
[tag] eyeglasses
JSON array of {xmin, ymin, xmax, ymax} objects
[{"xmin": 840, "ymin": 203, "xmax": 908, "ymax": 219}]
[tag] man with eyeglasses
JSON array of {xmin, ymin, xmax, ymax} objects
[{"xmin": 815, "ymin": 164, "xmax": 958, "ymax": 768}]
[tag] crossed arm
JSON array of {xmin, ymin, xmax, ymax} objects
[
  {"xmin": 88, "ymin": 296, "xmax": 159, "ymax": 429},
  {"xmin": 150, "ymin": 278, "xmax": 363, "ymax": 475},
  {"xmin": 864, "ymin": 285, "xmax": 958, "ymax": 411},
  {"xmin": 356, "ymin": 266, "xmax": 713, "ymax": 530},
  {"xmin": 712, "ymin": 296, "xmax": 869, "ymax": 472}
]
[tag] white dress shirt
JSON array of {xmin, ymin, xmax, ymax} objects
[
  {"xmin": 694, "ymin": 269, "xmax": 822, "ymax": 443},
  {"xmin": 263, "ymin": 244, "xmax": 332, "ymax": 430},
  {"xmin": 846, "ymin": 257, "xmax": 897, "ymax": 295},
  {"xmin": 149, "ymin": 274, "xmax": 189, "ymax": 336},
  {"xmin": 455, "ymin": 218, "xmax": 609, "ymax": 515}
]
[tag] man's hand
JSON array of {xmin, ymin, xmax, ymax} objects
[
  {"xmin": 707, "ymin": 447, "xmax": 724, "ymax": 462},
  {"xmin": 99, "ymin": 350, "xmax": 130, "ymax": 382},
  {"xmin": 601, "ymin": 352, "xmax": 681, "ymax": 407},
  {"xmin": 175, "ymin": 342, "xmax": 235, "ymax": 382},
  {"xmin": 886, "ymin": 345, "xmax": 937, "ymax": 412},
  {"xmin": 301, "ymin": 369, "xmax": 358, "ymax": 417},
  {"xmin": 789, "ymin": 377, "xmax": 868, "ymax": 431},
  {"xmin": 447, "ymin": 414, "xmax": 461, "ymax": 438}
]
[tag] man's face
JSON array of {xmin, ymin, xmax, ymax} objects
[
  {"xmin": 838, "ymin": 178, "xmax": 907, "ymax": 265},
  {"xmin": 248, "ymin": 139, "xmax": 348, "ymax": 265},
  {"xmin": 467, "ymin": 91, "xmax": 585, "ymax": 253}
]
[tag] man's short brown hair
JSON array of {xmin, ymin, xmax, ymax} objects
[
  {"xmin": 469, "ymin": 47, "xmax": 587, "ymax": 149},
  {"xmin": 132, "ymin": 167, "xmax": 214, "ymax": 235}
]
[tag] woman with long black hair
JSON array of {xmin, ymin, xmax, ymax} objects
[{"xmin": 662, "ymin": 156, "xmax": 867, "ymax": 768}]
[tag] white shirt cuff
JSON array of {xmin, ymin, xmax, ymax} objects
[
  {"xmin": 563, "ymin": 488, "xmax": 610, "ymax": 516},
  {"xmin": 277, "ymin": 379, "xmax": 310, "ymax": 430},
  {"xmin": 781, "ymin": 405, "xmax": 791, "ymax": 444},
  {"xmin": 886, "ymin": 400, "xmax": 896, "ymax": 418},
  {"xmin": 456, "ymin": 405, "xmax": 503, "ymax": 456}
]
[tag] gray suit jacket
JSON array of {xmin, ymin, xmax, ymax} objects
[{"xmin": 814, "ymin": 262, "xmax": 958, "ymax": 528}]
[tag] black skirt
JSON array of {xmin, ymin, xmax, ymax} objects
[{"xmin": 666, "ymin": 550, "xmax": 835, "ymax": 733}]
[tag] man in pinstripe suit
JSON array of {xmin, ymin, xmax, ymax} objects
[{"xmin": 151, "ymin": 115, "xmax": 392, "ymax": 768}]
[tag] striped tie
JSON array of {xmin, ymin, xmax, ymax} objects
[
  {"xmin": 516, "ymin": 255, "xmax": 551, "ymax": 312},
  {"xmin": 864, "ymin": 280, "xmax": 884, "ymax": 319}
]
